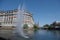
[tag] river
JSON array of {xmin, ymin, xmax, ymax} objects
[
  {"xmin": 33, "ymin": 30, "xmax": 60, "ymax": 40},
  {"xmin": 0, "ymin": 30, "xmax": 60, "ymax": 40},
  {"xmin": 8, "ymin": 30, "xmax": 60, "ymax": 40}
]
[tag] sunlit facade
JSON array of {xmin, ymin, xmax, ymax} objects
[
  {"xmin": 0, "ymin": 9, "xmax": 34, "ymax": 28},
  {"xmin": 23, "ymin": 11, "xmax": 34, "ymax": 27}
]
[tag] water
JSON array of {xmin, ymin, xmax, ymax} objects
[
  {"xmin": 0, "ymin": 30, "xmax": 60, "ymax": 40},
  {"xmin": 11, "ymin": 30, "xmax": 60, "ymax": 40},
  {"xmin": 34, "ymin": 30, "xmax": 60, "ymax": 40}
]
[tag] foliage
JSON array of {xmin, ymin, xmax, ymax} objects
[
  {"xmin": 43, "ymin": 21, "xmax": 60, "ymax": 30},
  {"xmin": 43, "ymin": 24, "xmax": 49, "ymax": 27},
  {"xmin": 23, "ymin": 24, "xmax": 28, "ymax": 29},
  {"xmin": 43, "ymin": 24, "xmax": 52, "ymax": 29},
  {"xmin": 33, "ymin": 24, "xmax": 39, "ymax": 31}
]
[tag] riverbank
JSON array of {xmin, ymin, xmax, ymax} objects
[{"xmin": 42, "ymin": 28, "xmax": 60, "ymax": 30}]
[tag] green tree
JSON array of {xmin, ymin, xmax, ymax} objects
[
  {"xmin": 43, "ymin": 24, "xmax": 49, "ymax": 28},
  {"xmin": 33, "ymin": 24, "xmax": 39, "ymax": 31},
  {"xmin": 43, "ymin": 24, "xmax": 52, "ymax": 29},
  {"xmin": 23, "ymin": 24, "xmax": 28, "ymax": 29}
]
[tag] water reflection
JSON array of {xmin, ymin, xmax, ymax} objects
[
  {"xmin": 23, "ymin": 29, "xmax": 34, "ymax": 37},
  {"xmin": 0, "ymin": 30, "xmax": 60, "ymax": 40},
  {"xmin": 11, "ymin": 29, "xmax": 34, "ymax": 40},
  {"xmin": 34, "ymin": 30, "xmax": 60, "ymax": 40},
  {"xmin": 11, "ymin": 33, "xmax": 34, "ymax": 40}
]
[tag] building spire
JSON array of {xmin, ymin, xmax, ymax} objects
[{"xmin": 37, "ymin": 18, "xmax": 40, "ymax": 27}]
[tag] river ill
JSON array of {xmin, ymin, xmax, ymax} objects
[
  {"xmin": 0, "ymin": 30, "xmax": 60, "ymax": 40},
  {"xmin": 33, "ymin": 30, "xmax": 60, "ymax": 40},
  {"xmin": 11, "ymin": 30, "xmax": 60, "ymax": 40}
]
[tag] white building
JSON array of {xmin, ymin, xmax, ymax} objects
[{"xmin": 0, "ymin": 9, "xmax": 34, "ymax": 29}]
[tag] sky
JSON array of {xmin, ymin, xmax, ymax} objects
[{"xmin": 0, "ymin": 0, "xmax": 60, "ymax": 26}]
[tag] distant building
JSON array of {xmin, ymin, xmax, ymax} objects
[
  {"xmin": 0, "ymin": 9, "xmax": 34, "ymax": 29},
  {"xmin": 51, "ymin": 21, "xmax": 60, "ymax": 28}
]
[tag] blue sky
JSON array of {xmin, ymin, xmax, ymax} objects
[{"xmin": 0, "ymin": 0, "xmax": 60, "ymax": 26}]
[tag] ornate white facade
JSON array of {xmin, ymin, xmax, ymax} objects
[{"xmin": 0, "ymin": 9, "xmax": 34, "ymax": 28}]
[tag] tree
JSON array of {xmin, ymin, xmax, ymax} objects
[
  {"xmin": 23, "ymin": 24, "xmax": 28, "ymax": 29},
  {"xmin": 43, "ymin": 24, "xmax": 49, "ymax": 28},
  {"xmin": 33, "ymin": 24, "xmax": 39, "ymax": 31},
  {"xmin": 43, "ymin": 24, "xmax": 52, "ymax": 29}
]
